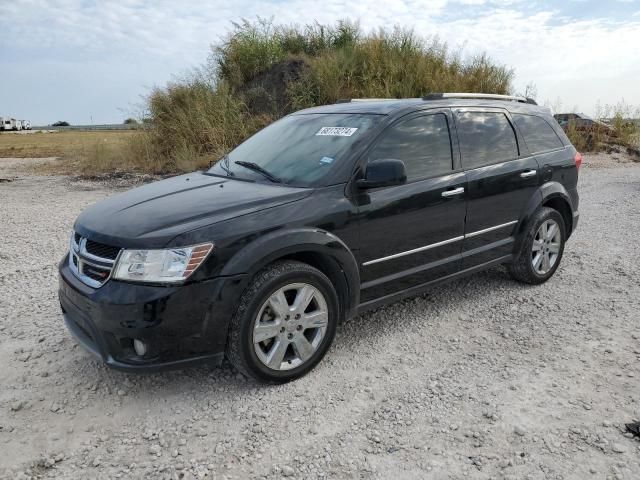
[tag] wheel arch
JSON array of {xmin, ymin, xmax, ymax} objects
[
  {"xmin": 541, "ymin": 196, "xmax": 573, "ymax": 238},
  {"xmin": 219, "ymin": 228, "xmax": 360, "ymax": 321},
  {"xmin": 538, "ymin": 181, "xmax": 575, "ymax": 236},
  {"xmin": 515, "ymin": 182, "xmax": 575, "ymax": 252}
]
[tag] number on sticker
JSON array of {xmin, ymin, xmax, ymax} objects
[{"xmin": 316, "ymin": 127, "xmax": 358, "ymax": 137}]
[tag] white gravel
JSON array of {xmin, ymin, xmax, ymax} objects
[{"xmin": 1, "ymin": 154, "xmax": 639, "ymax": 479}]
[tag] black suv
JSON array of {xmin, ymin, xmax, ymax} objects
[{"xmin": 59, "ymin": 93, "xmax": 580, "ymax": 382}]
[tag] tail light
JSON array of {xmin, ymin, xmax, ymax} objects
[{"xmin": 574, "ymin": 151, "xmax": 582, "ymax": 170}]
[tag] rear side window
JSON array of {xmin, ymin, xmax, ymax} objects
[
  {"xmin": 368, "ymin": 114, "xmax": 453, "ymax": 181},
  {"xmin": 456, "ymin": 112, "xmax": 518, "ymax": 168},
  {"xmin": 513, "ymin": 114, "xmax": 564, "ymax": 153}
]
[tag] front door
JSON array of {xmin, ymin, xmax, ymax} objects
[{"xmin": 353, "ymin": 110, "xmax": 467, "ymax": 304}]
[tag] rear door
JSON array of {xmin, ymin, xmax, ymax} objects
[
  {"xmin": 354, "ymin": 109, "xmax": 467, "ymax": 304},
  {"xmin": 512, "ymin": 112, "xmax": 577, "ymax": 214},
  {"xmin": 454, "ymin": 108, "xmax": 539, "ymax": 268}
]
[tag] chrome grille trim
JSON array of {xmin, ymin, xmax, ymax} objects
[{"xmin": 69, "ymin": 232, "xmax": 122, "ymax": 288}]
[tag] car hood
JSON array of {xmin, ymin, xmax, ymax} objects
[{"xmin": 74, "ymin": 173, "xmax": 312, "ymax": 248}]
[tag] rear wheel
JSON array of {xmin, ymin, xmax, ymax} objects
[
  {"xmin": 226, "ymin": 260, "xmax": 339, "ymax": 383},
  {"xmin": 509, "ymin": 207, "xmax": 566, "ymax": 284}
]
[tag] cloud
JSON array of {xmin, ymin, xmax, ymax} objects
[{"xmin": 1, "ymin": 0, "xmax": 639, "ymax": 122}]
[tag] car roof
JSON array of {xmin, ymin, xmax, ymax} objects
[{"xmin": 293, "ymin": 98, "xmax": 552, "ymax": 117}]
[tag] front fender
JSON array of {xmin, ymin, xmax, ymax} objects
[{"xmin": 219, "ymin": 228, "xmax": 360, "ymax": 318}]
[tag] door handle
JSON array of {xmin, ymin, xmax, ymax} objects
[
  {"xmin": 441, "ymin": 187, "xmax": 465, "ymax": 198},
  {"xmin": 520, "ymin": 169, "xmax": 537, "ymax": 178}
]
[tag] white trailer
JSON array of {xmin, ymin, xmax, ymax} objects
[
  {"xmin": 1, "ymin": 117, "xmax": 12, "ymax": 131},
  {"xmin": 21, "ymin": 120, "xmax": 31, "ymax": 130},
  {"xmin": 14, "ymin": 119, "xmax": 22, "ymax": 131}
]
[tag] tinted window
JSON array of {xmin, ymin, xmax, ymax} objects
[
  {"xmin": 208, "ymin": 113, "xmax": 380, "ymax": 187},
  {"xmin": 513, "ymin": 114, "xmax": 564, "ymax": 153},
  {"xmin": 368, "ymin": 114, "xmax": 453, "ymax": 181},
  {"xmin": 456, "ymin": 112, "xmax": 518, "ymax": 168}
]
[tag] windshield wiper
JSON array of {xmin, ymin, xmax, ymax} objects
[{"xmin": 234, "ymin": 161, "xmax": 281, "ymax": 183}]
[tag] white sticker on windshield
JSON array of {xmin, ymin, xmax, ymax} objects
[{"xmin": 316, "ymin": 127, "xmax": 358, "ymax": 137}]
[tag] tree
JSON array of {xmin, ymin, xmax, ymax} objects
[
  {"xmin": 523, "ymin": 82, "xmax": 538, "ymax": 101},
  {"xmin": 123, "ymin": 118, "xmax": 138, "ymax": 125},
  {"xmin": 52, "ymin": 121, "xmax": 70, "ymax": 126}
]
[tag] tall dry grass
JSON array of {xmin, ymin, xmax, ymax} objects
[
  {"xmin": 564, "ymin": 100, "xmax": 640, "ymax": 153},
  {"xmin": 76, "ymin": 19, "xmax": 514, "ymax": 175}
]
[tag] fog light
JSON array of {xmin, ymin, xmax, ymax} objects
[{"xmin": 133, "ymin": 339, "xmax": 147, "ymax": 356}]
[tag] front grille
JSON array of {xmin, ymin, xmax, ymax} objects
[
  {"xmin": 85, "ymin": 239, "xmax": 120, "ymax": 260},
  {"xmin": 83, "ymin": 263, "xmax": 111, "ymax": 282},
  {"xmin": 69, "ymin": 233, "xmax": 122, "ymax": 288}
]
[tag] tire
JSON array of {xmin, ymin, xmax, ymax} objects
[
  {"xmin": 226, "ymin": 260, "xmax": 339, "ymax": 383},
  {"xmin": 509, "ymin": 207, "xmax": 566, "ymax": 285}
]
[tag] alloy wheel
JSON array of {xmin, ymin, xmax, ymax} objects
[
  {"xmin": 531, "ymin": 219, "xmax": 561, "ymax": 275},
  {"xmin": 253, "ymin": 283, "xmax": 329, "ymax": 371}
]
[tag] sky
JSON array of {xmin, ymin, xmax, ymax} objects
[{"xmin": 1, "ymin": 0, "xmax": 639, "ymax": 125}]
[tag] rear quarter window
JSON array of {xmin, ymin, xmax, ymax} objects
[{"xmin": 513, "ymin": 114, "xmax": 564, "ymax": 154}]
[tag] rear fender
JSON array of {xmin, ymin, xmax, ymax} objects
[{"xmin": 514, "ymin": 182, "xmax": 574, "ymax": 251}]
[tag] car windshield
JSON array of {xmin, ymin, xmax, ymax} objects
[{"xmin": 208, "ymin": 113, "xmax": 380, "ymax": 187}]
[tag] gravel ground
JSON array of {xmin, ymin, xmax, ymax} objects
[{"xmin": 1, "ymin": 153, "xmax": 639, "ymax": 480}]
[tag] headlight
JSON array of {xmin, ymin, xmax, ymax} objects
[{"xmin": 113, "ymin": 243, "xmax": 213, "ymax": 283}]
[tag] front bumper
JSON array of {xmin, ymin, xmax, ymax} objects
[{"xmin": 58, "ymin": 256, "xmax": 247, "ymax": 372}]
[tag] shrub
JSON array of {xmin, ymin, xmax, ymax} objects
[
  {"xmin": 78, "ymin": 19, "xmax": 514, "ymax": 175},
  {"xmin": 564, "ymin": 101, "xmax": 640, "ymax": 153},
  {"xmin": 143, "ymin": 80, "xmax": 256, "ymax": 171}
]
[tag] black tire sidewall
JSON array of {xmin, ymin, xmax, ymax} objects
[{"xmin": 236, "ymin": 265, "xmax": 339, "ymax": 382}]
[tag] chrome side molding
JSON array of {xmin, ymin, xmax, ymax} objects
[{"xmin": 363, "ymin": 220, "xmax": 518, "ymax": 266}]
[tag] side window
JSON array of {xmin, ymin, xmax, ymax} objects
[
  {"xmin": 513, "ymin": 114, "xmax": 564, "ymax": 154},
  {"xmin": 368, "ymin": 114, "xmax": 453, "ymax": 181},
  {"xmin": 456, "ymin": 112, "xmax": 518, "ymax": 169}
]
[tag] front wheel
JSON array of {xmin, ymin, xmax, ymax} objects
[
  {"xmin": 226, "ymin": 260, "xmax": 339, "ymax": 383},
  {"xmin": 509, "ymin": 207, "xmax": 566, "ymax": 284}
]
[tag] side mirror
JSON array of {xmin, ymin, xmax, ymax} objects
[{"xmin": 356, "ymin": 159, "xmax": 407, "ymax": 189}]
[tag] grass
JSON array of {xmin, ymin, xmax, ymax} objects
[
  {"xmin": 86, "ymin": 20, "xmax": 515, "ymax": 176},
  {"xmin": 135, "ymin": 20, "xmax": 513, "ymax": 175},
  {"xmin": 16, "ymin": 19, "xmax": 517, "ymax": 176},
  {"xmin": 0, "ymin": 130, "xmax": 136, "ymax": 159},
  {"xmin": 564, "ymin": 100, "xmax": 640, "ymax": 153}
]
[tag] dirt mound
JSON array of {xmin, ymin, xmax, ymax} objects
[
  {"xmin": 599, "ymin": 143, "xmax": 640, "ymax": 161},
  {"xmin": 238, "ymin": 58, "xmax": 310, "ymax": 116}
]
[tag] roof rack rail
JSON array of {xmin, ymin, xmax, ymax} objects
[
  {"xmin": 335, "ymin": 98, "xmax": 401, "ymax": 104},
  {"xmin": 422, "ymin": 93, "xmax": 537, "ymax": 105}
]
